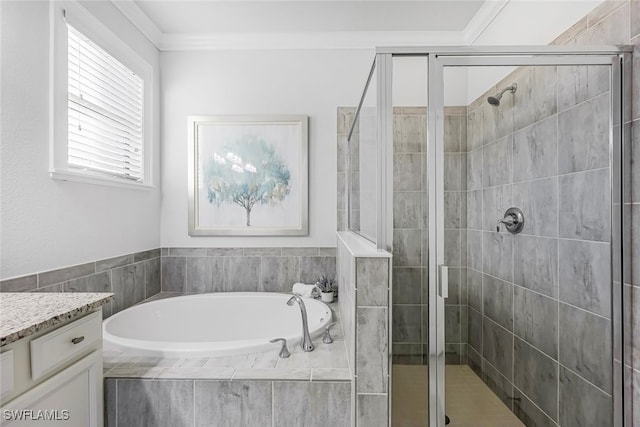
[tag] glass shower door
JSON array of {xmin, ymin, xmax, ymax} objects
[{"xmin": 431, "ymin": 54, "xmax": 625, "ymax": 427}]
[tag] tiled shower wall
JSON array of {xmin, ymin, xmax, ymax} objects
[
  {"xmin": 0, "ymin": 249, "xmax": 161, "ymax": 318},
  {"xmin": 339, "ymin": 106, "xmax": 470, "ymax": 365},
  {"xmin": 552, "ymin": 1, "xmax": 639, "ymax": 425},
  {"xmin": 465, "ymin": 62, "xmax": 614, "ymax": 425},
  {"xmin": 160, "ymin": 247, "xmax": 336, "ymax": 293}
]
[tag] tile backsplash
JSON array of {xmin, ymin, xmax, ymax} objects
[
  {"xmin": 160, "ymin": 247, "xmax": 336, "ymax": 294},
  {"xmin": 0, "ymin": 249, "xmax": 161, "ymax": 318}
]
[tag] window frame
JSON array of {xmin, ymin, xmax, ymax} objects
[{"xmin": 50, "ymin": 1, "xmax": 154, "ymax": 189}]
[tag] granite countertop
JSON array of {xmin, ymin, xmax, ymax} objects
[{"xmin": 0, "ymin": 292, "xmax": 113, "ymax": 347}]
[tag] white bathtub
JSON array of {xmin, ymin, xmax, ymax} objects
[{"xmin": 102, "ymin": 292, "xmax": 332, "ymax": 358}]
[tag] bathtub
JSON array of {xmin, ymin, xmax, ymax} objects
[{"xmin": 102, "ymin": 292, "xmax": 332, "ymax": 358}]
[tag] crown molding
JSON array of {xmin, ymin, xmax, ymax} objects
[
  {"xmin": 110, "ymin": 0, "xmax": 162, "ymax": 48},
  {"xmin": 160, "ymin": 31, "xmax": 466, "ymax": 51},
  {"xmin": 112, "ymin": 0, "xmax": 510, "ymax": 51},
  {"xmin": 463, "ymin": 0, "xmax": 510, "ymax": 44}
]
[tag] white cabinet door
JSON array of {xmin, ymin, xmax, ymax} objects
[{"xmin": 1, "ymin": 351, "xmax": 103, "ymax": 427}]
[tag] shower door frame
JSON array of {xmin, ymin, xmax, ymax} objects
[{"xmin": 373, "ymin": 46, "xmax": 632, "ymax": 427}]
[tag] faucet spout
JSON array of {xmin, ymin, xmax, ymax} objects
[{"xmin": 286, "ymin": 295, "xmax": 315, "ymax": 352}]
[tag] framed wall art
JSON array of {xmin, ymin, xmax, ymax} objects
[{"xmin": 188, "ymin": 115, "xmax": 308, "ymax": 236}]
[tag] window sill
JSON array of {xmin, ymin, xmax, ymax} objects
[{"xmin": 50, "ymin": 170, "xmax": 154, "ymax": 190}]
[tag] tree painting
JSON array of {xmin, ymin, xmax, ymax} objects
[{"xmin": 203, "ymin": 135, "xmax": 291, "ymax": 227}]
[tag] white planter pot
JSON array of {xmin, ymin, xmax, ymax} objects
[{"xmin": 320, "ymin": 292, "xmax": 334, "ymax": 303}]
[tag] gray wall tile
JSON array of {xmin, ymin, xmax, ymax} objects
[
  {"xmin": 273, "ymin": 381, "xmax": 351, "ymax": 427},
  {"xmin": 134, "ymin": 249, "xmax": 161, "ymax": 262},
  {"xmin": 514, "ymin": 286, "xmax": 558, "ymax": 359},
  {"xmin": 144, "ymin": 258, "xmax": 161, "ymax": 298},
  {"xmin": 467, "ymin": 269, "xmax": 482, "ymax": 312},
  {"xmin": 393, "ymin": 154, "xmax": 422, "ymax": 191},
  {"xmin": 0, "ymin": 275, "xmax": 37, "ymax": 292},
  {"xmin": 392, "ymin": 305, "xmax": 421, "ymax": 342},
  {"xmin": 558, "ymin": 239, "xmax": 611, "ymax": 317},
  {"xmin": 513, "ymin": 115, "xmax": 558, "ymax": 182},
  {"xmin": 483, "ymin": 318, "xmax": 513, "ymax": 380},
  {"xmin": 558, "ymin": 92, "xmax": 610, "ymax": 174},
  {"xmin": 394, "ymin": 192, "xmax": 422, "ymax": 229},
  {"xmin": 445, "ymin": 306, "xmax": 462, "ymax": 343},
  {"xmin": 357, "ymin": 307, "xmax": 388, "ymax": 393},
  {"xmin": 356, "ymin": 258, "xmax": 388, "ymax": 306},
  {"xmin": 96, "ymin": 254, "xmax": 134, "ymax": 273},
  {"xmin": 63, "ymin": 271, "xmax": 110, "ymax": 293},
  {"xmin": 559, "ymin": 367, "xmax": 612, "ymax": 427},
  {"xmin": 39, "ymin": 262, "xmax": 95, "ymax": 287},
  {"xmin": 466, "ymin": 189, "xmax": 482, "ymax": 230},
  {"xmin": 116, "ymin": 379, "xmax": 194, "ymax": 427},
  {"xmin": 514, "ymin": 337, "xmax": 558, "ymax": 420},
  {"xmin": 223, "ymin": 257, "xmax": 261, "ymax": 292},
  {"xmin": 513, "ymin": 66, "xmax": 557, "ymax": 131},
  {"xmin": 444, "ymin": 153, "xmax": 464, "ymax": 191},
  {"xmin": 559, "ymin": 303, "xmax": 612, "ymax": 393},
  {"xmin": 467, "ymin": 107, "xmax": 483, "ymax": 151},
  {"xmin": 511, "ymin": 177, "xmax": 558, "ymax": 237},
  {"xmin": 194, "ymin": 381, "xmax": 271, "ymax": 427},
  {"xmin": 513, "ymin": 388, "xmax": 557, "ymax": 427},
  {"xmin": 483, "ymin": 136, "xmax": 512, "ymax": 187},
  {"xmin": 260, "ymin": 256, "xmax": 299, "ymax": 293},
  {"xmin": 206, "ymin": 248, "xmax": 243, "ymax": 256},
  {"xmin": 467, "ymin": 148, "xmax": 483, "ymax": 190},
  {"xmin": 112, "ymin": 263, "xmax": 145, "ymax": 313},
  {"xmin": 243, "ymin": 247, "xmax": 282, "ymax": 256},
  {"xmin": 299, "ymin": 256, "xmax": 336, "ymax": 284},
  {"xmin": 513, "ymin": 235, "xmax": 558, "ymax": 298},
  {"xmin": 393, "ymin": 229, "xmax": 422, "ymax": 267},
  {"xmin": 169, "ymin": 248, "xmax": 208, "ymax": 257},
  {"xmin": 482, "ymin": 185, "xmax": 512, "ymax": 232},
  {"xmin": 467, "ymin": 230, "xmax": 483, "ymax": 272},
  {"xmin": 559, "ymin": 168, "xmax": 611, "ymax": 242},
  {"xmin": 162, "ymin": 257, "xmax": 186, "ymax": 292},
  {"xmin": 482, "ymin": 232, "xmax": 513, "ymax": 282},
  {"xmin": 482, "ymin": 360, "xmax": 514, "ymax": 409},
  {"xmin": 483, "ymin": 274, "xmax": 513, "ymax": 331},
  {"xmin": 392, "ymin": 267, "xmax": 421, "ymax": 304},
  {"xmin": 187, "ymin": 257, "xmax": 224, "ymax": 293},
  {"xmin": 357, "ymin": 394, "xmax": 388, "ymax": 427},
  {"xmin": 468, "ymin": 307, "xmax": 482, "ymax": 353}
]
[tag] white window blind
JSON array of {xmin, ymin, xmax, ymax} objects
[{"xmin": 67, "ymin": 23, "xmax": 144, "ymax": 182}]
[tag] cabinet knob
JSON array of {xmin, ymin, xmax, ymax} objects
[{"xmin": 71, "ymin": 336, "xmax": 85, "ymax": 345}]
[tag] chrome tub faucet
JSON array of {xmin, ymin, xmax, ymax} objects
[{"xmin": 286, "ymin": 295, "xmax": 314, "ymax": 352}]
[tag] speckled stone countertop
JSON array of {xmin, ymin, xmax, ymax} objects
[{"xmin": 0, "ymin": 292, "xmax": 113, "ymax": 347}]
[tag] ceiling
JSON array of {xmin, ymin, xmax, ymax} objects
[
  {"xmin": 113, "ymin": 0, "xmax": 604, "ymax": 50},
  {"xmin": 133, "ymin": 1, "xmax": 485, "ymax": 34}
]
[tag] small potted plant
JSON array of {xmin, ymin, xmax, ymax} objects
[{"xmin": 316, "ymin": 275, "xmax": 337, "ymax": 303}]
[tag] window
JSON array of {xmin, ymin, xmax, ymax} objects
[{"xmin": 51, "ymin": 2, "xmax": 153, "ymax": 188}]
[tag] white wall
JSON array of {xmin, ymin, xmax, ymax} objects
[
  {"xmin": 0, "ymin": 1, "xmax": 161, "ymax": 279},
  {"xmin": 160, "ymin": 49, "xmax": 373, "ymax": 248}
]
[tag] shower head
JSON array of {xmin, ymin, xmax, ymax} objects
[{"xmin": 487, "ymin": 83, "xmax": 518, "ymax": 106}]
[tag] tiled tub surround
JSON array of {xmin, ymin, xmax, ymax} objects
[
  {"xmin": 104, "ymin": 299, "xmax": 351, "ymax": 427},
  {"xmin": 464, "ymin": 62, "xmax": 615, "ymax": 426},
  {"xmin": 0, "ymin": 249, "xmax": 161, "ymax": 319},
  {"xmin": 160, "ymin": 247, "xmax": 336, "ymax": 294},
  {"xmin": 337, "ymin": 231, "xmax": 391, "ymax": 427}
]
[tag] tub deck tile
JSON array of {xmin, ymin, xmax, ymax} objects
[
  {"xmin": 156, "ymin": 367, "xmax": 236, "ymax": 380},
  {"xmin": 233, "ymin": 368, "xmax": 311, "ymax": 381}
]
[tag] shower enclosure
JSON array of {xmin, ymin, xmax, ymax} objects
[{"xmin": 345, "ymin": 46, "xmax": 632, "ymax": 427}]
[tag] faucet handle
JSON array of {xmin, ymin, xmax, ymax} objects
[
  {"xmin": 322, "ymin": 322, "xmax": 337, "ymax": 344},
  {"xmin": 270, "ymin": 338, "xmax": 291, "ymax": 358}
]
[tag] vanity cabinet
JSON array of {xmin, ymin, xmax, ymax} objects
[{"xmin": 0, "ymin": 309, "xmax": 104, "ymax": 427}]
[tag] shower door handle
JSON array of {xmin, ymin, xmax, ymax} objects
[{"xmin": 438, "ymin": 265, "xmax": 449, "ymax": 299}]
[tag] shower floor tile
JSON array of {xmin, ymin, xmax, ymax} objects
[{"xmin": 392, "ymin": 364, "xmax": 524, "ymax": 427}]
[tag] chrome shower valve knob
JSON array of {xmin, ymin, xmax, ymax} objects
[{"xmin": 496, "ymin": 207, "xmax": 524, "ymax": 234}]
